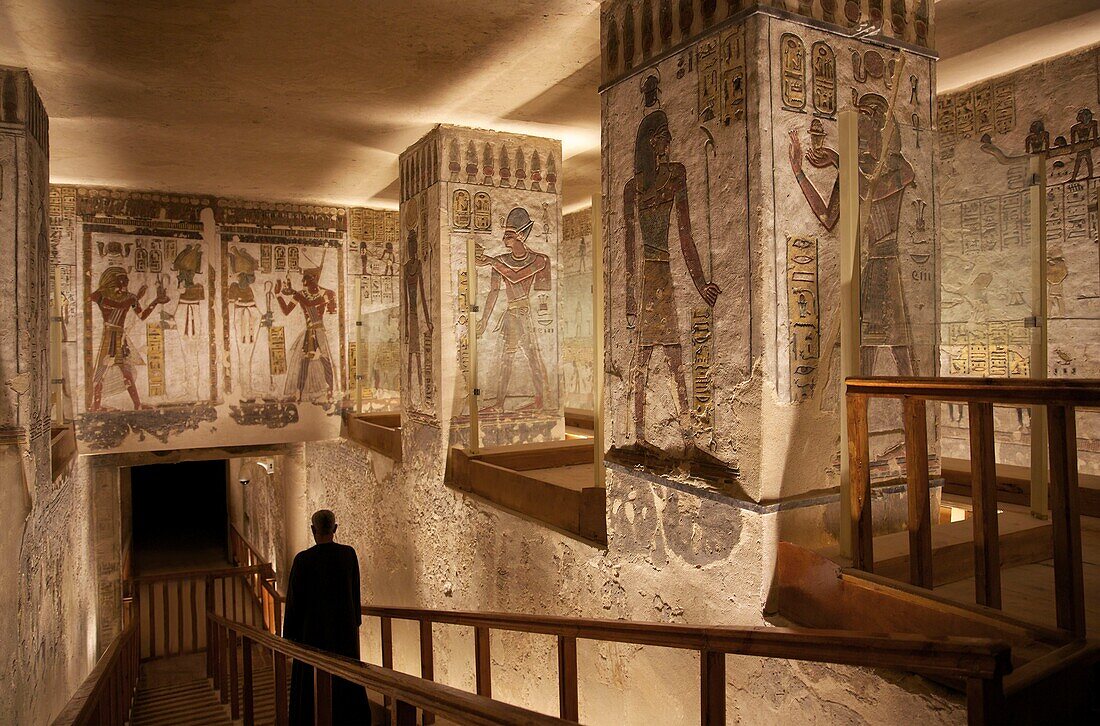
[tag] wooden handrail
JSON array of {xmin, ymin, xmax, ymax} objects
[
  {"xmin": 361, "ymin": 604, "xmax": 1011, "ymax": 724},
  {"xmin": 362, "ymin": 605, "xmax": 1010, "ymax": 680},
  {"xmin": 131, "ymin": 563, "xmax": 268, "ymax": 583},
  {"xmin": 845, "ymin": 376, "xmax": 1091, "ymax": 641},
  {"xmin": 207, "ymin": 613, "xmax": 568, "ymax": 726},
  {"xmin": 846, "ymin": 376, "xmax": 1100, "ymax": 406},
  {"xmin": 51, "ymin": 616, "xmax": 139, "ymax": 726}
]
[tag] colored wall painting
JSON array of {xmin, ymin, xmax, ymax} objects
[
  {"xmin": 76, "ymin": 187, "xmax": 220, "ymax": 448},
  {"xmin": 772, "ymin": 19, "xmax": 937, "ymax": 483},
  {"xmin": 561, "ymin": 209, "xmax": 595, "ymax": 411},
  {"xmin": 602, "ymin": 18, "xmax": 750, "ymax": 480},
  {"xmin": 347, "ymin": 207, "xmax": 401, "ymax": 411},
  {"xmin": 936, "ymin": 44, "xmax": 1100, "ymax": 474},
  {"xmin": 51, "ymin": 185, "xmax": 372, "ymax": 453}
]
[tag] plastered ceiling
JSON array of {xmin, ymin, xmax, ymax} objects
[{"xmin": 0, "ymin": 0, "xmax": 1096, "ymax": 210}]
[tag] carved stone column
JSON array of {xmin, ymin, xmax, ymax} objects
[
  {"xmin": 398, "ymin": 125, "xmax": 564, "ymax": 453},
  {"xmin": 601, "ymin": 1, "xmax": 937, "ymax": 547}
]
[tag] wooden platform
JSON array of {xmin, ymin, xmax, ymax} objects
[
  {"xmin": 446, "ymin": 440, "xmax": 605, "ymax": 544},
  {"xmin": 820, "ymin": 503, "xmax": 1053, "ymax": 588},
  {"xmin": 343, "ymin": 412, "xmax": 402, "ymax": 461},
  {"xmin": 942, "ymin": 456, "xmax": 1100, "ymax": 518}
]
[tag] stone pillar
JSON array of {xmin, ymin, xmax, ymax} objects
[
  {"xmin": 398, "ymin": 125, "xmax": 564, "ymax": 450},
  {"xmin": 600, "ymin": 1, "xmax": 936, "ymax": 551},
  {"xmin": 0, "ymin": 66, "xmax": 51, "ymax": 682},
  {"xmin": 280, "ymin": 444, "xmax": 310, "ymax": 586}
]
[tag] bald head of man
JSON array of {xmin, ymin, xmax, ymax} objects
[{"xmin": 310, "ymin": 509, "xmax": 337, "ymax": 543}]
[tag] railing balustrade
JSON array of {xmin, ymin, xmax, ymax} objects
[
  {"xmin": 361, "ymin": 604, "xmax": 1014, "ymax": 725},
  {"xmin": 845, "ymin": 376, "xmax": 1098, "ymax": 639}
]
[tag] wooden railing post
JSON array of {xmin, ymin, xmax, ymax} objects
[
  {"xmin": 216, "ymin": 623, "xmax": 229, "ymax": 704},
  {"xmin": 381, "ymin": 616, "xmax": 394, "ymax": 711},
  {"xmin": 968, "ymin": 401, "xmax": 1001, "ymax": 608},
  {"xmin": 176, "ymin": 579, "xmax": 184, "ymax": 655},
  {"xmin": 966, "ymin": 674, "xmax": 1005, "ymax": 726},
  {"xmin": 229, "ymin": 626, "xmax": 240, "ymax": 720},
  {"xmin": 557, "ymin": 635, "xmax": 579, "ymax": 721},
  {"xmin": 474, "ymin": 626, "xmax": 492, "ymax": 698},
  {"xmin": 420, "ymin": 619, "xmax": 436, "ymax": 725},
  {"xmin": 148, "ymin": 583, "xmax": 157, "ymax": 660},
  {"xmin": 395, "ymin": 699, "xmax": 418, "ymax": 726},
  {"xmin": 242, "ymin": 635, "xmax": 255, "ymax": 726},
  {"xmin": 1047, "ymin": 404, "xmax": 1086, "ymax": 638},
  {"xmin": 133, "ymin": 584, "xmax": 143, "ymax": 662},
  {"xmin": 205, "ymin": 576, "xmax": 215, "ymax": 656},
  {"xmin": 846, "ymin": 391, "xmax": 873, "ymax": 570},
  {"xmin": 700, "ymin": 650, "xmax": 725, "ymax": 726},
  {"xmin": 161, "ymin": 581, "xmax": 170, "ymax": 656},
  {"xmin": 274, "ymin": 649, "xmax": 289, "ymax": 726},
  {"xmin": 903, "ymin": 397, "xmax": 933, "ymax": 589},
  {"xmin": 314, "ymin": 669, "xmax": 333, "ymax": 726}
]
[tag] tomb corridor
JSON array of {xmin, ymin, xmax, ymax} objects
[{"xmin": 3, "ymin": 1, "xmax": 1100, "ymax": 724}]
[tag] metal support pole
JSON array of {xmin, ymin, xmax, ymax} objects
[
  {"xmin": 1027, "ymin": 154, "xmax": 1049, "ymax": 518},
  {"xmin": 466, "ymin": 236, "xmax": 480, "ymax": 454},
  {"xmin": 838, "ymin": 108, "xmax": 861, "ymax": 558},
  {"xmin": 592, "ymin": 195, "xmax": 606, "ymax": 487},
  {"xmin": 355, "ymin": 275, "xmax": 364, "ymax": 413}
]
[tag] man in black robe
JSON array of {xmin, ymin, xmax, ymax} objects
[{"xmin": 284, "ymin": 510, "xmax": 370, "ymax": 725}]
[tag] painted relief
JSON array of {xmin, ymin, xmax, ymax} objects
[
  {"xmin": 937, "ymin": 45, "xmax": 1100, "ymax": 474},
  {"xmin": 347, "ymin": 208, "xmax": 400, "ymax": 411},
  {"xmin": 811, "ymin": 41, "xmax": 837, "ymax": 118},
  {"xmin": 600, "ymin": 0, "xmax": 933, "ymax": 86},
  {"xmin": 402, "ymin": 192, "xmax": 436, "ymax": 422},
  {"xmin": 788, "ymin": 235, "xmax": 820, "ymax": 401},
  {"xmin": 780, "ymin": 34, "xmax": 807, "ymax": 113},
  {"xmin": 561, "ymin": 210, "xmax": 595, "ymax": 411},
  {"xmin": 789, "ymin": 91, "xmax": 920, "ymax": 377},
  {"xmin": 474, "ymin": 207, "xmax": 553, "ymax": 413}
]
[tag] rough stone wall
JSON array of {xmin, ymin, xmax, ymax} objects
[
  {"xmin": 49, "ymin": 185, "xmax": 397, "ymax": 455},
  {"xmin": 936, "ymin": 43, "xmax": 1100, "ymax": 473},
  {"xmin": 561, "ymin": 208, "xmax": 596, "ymax": 410},
  {"xmin": 290, "ymin": 437, "xmax": 961, "ymax": 723}
]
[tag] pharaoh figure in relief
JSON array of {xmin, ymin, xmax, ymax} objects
[
  {"xmin": 226, "ymin": 244, "xmax": 260, "ymax": 397},
  {"xmin": 404, "ymin": 225, "xmax": 433, "ymax": 407},
  {"xmin": 475, "ymin": 206, "xmax": 552, "ymax": 412},
  {"xmin": 89, "ymin": 267, "xmax": 170, "ymax": 410},
  {"xmin": 623, "ymin": 74, "xmax": 721, "ymax": 449},
  {"xmin": 276, "ymin": 254, "xmax": 337, "ymax": 404},
  {"xmin": 789, "ymin": 92, "xmax": 918, "ymax": 375}
]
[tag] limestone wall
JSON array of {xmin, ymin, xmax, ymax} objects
[
  {"xmin": 936, "ymin": 43, "xmax": 1100, "ymax": 472},
  {"xmin": 561, "ymin": 208, "xmax": 596, "ymax": 411},
  {"xmin": 48, "ymin": 186, "xmax": 397, "ymax": 454},
  {"xmin": 1, "ymin": 455, "xmax": 99, "ymax": 725},
  {"xmin": 276, "ymin": 436, "xmax": 962, "ymax": 723}
]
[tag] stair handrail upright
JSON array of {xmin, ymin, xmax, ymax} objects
[{"xmin": 845, "ymin": 375, "xmax": 1094, "ymax": 639}]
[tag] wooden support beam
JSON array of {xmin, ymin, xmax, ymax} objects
[
  {"xmin": 966, "ymin": 674, "xmax": 1005, "ymax": 726},
  {"xmin": 381, "ymin": 616, "xmax": 393, "ymax": 711},
  {"xmin": 229, "ymin": 627, "xmax": 240, "ymax": 719},
  {"xmin": 700, "ymin": 650, "xmax": 725, "ymax": 726},
  {"xmin": 1047, "ymin": 404, "xmax": 1085, "ymax": 638},
  {"xmin": 904, "ymin": 397, "xmax": 932, "ymax": 588},
  {"xmin": 846, "ymin": 392, "xmax": 873, "ymax": 571},
  {"xmin": 557, "ymin": 635, "xmax": 579, "ymax": 721},
  {"xmin": 274, "ymin": 649, "xmax": 289, "ymax": 726},
  {"xmin": 968, "ymin": 402, "xmax": 1001, "ymax": 608},
  {"xmin": 420, "ymin": 619, "xmax": 435, "ymax": 725},
  {"xmin": 242, "ymin": 635, "xmax": 254, "ymax": 726},
  {"xmin": 474, "ymin": 626, "xmax": 492, "ymax": 698},
  {"xmin": 314, "ymin": 669, "xmax": 333, "ymax": 726}
]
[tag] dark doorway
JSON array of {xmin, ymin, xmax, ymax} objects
[{"xmin": 130, "ymin": 459, "xmax": 229, "ymax": 574}]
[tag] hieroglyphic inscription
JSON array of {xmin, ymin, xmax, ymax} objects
[
  {"xmin": 945, "ymin": 321, "xmax": 1031, "ymax": 377},
  {"xmin": 146, "ymin": 324, "xmax": 165, "ymax": 396},
  {"xmin": 780, "ymin": 33, "xmax": 807, "ymax": 113},
  {"xmin": 937, "ymin": 80, "xmax": 1016, "ymax": 158},
  {"xmin": 697, "ymin": 36, "xmax": 720, "ymax": 122},
  {"xmin": 720, "ymin": 24, "xmax": 746, "ymax": 123},
  {"xmin": 810, "ymin": 41, "xmax": 837, "ymax": 119},
  {"xmin": 691, "ymin": 309, "xmax": 713, "ymax": 436},
  {"xmin": 269, "ymin": 326, "xmax": 287, "ymax": 375},
  {"xmin": 453, "ymin": 189, "xmax": 471, "ymax": 229},
  {"xmin": 787, "ymin": 235, "xmax": 820, "ymax": 402}
]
